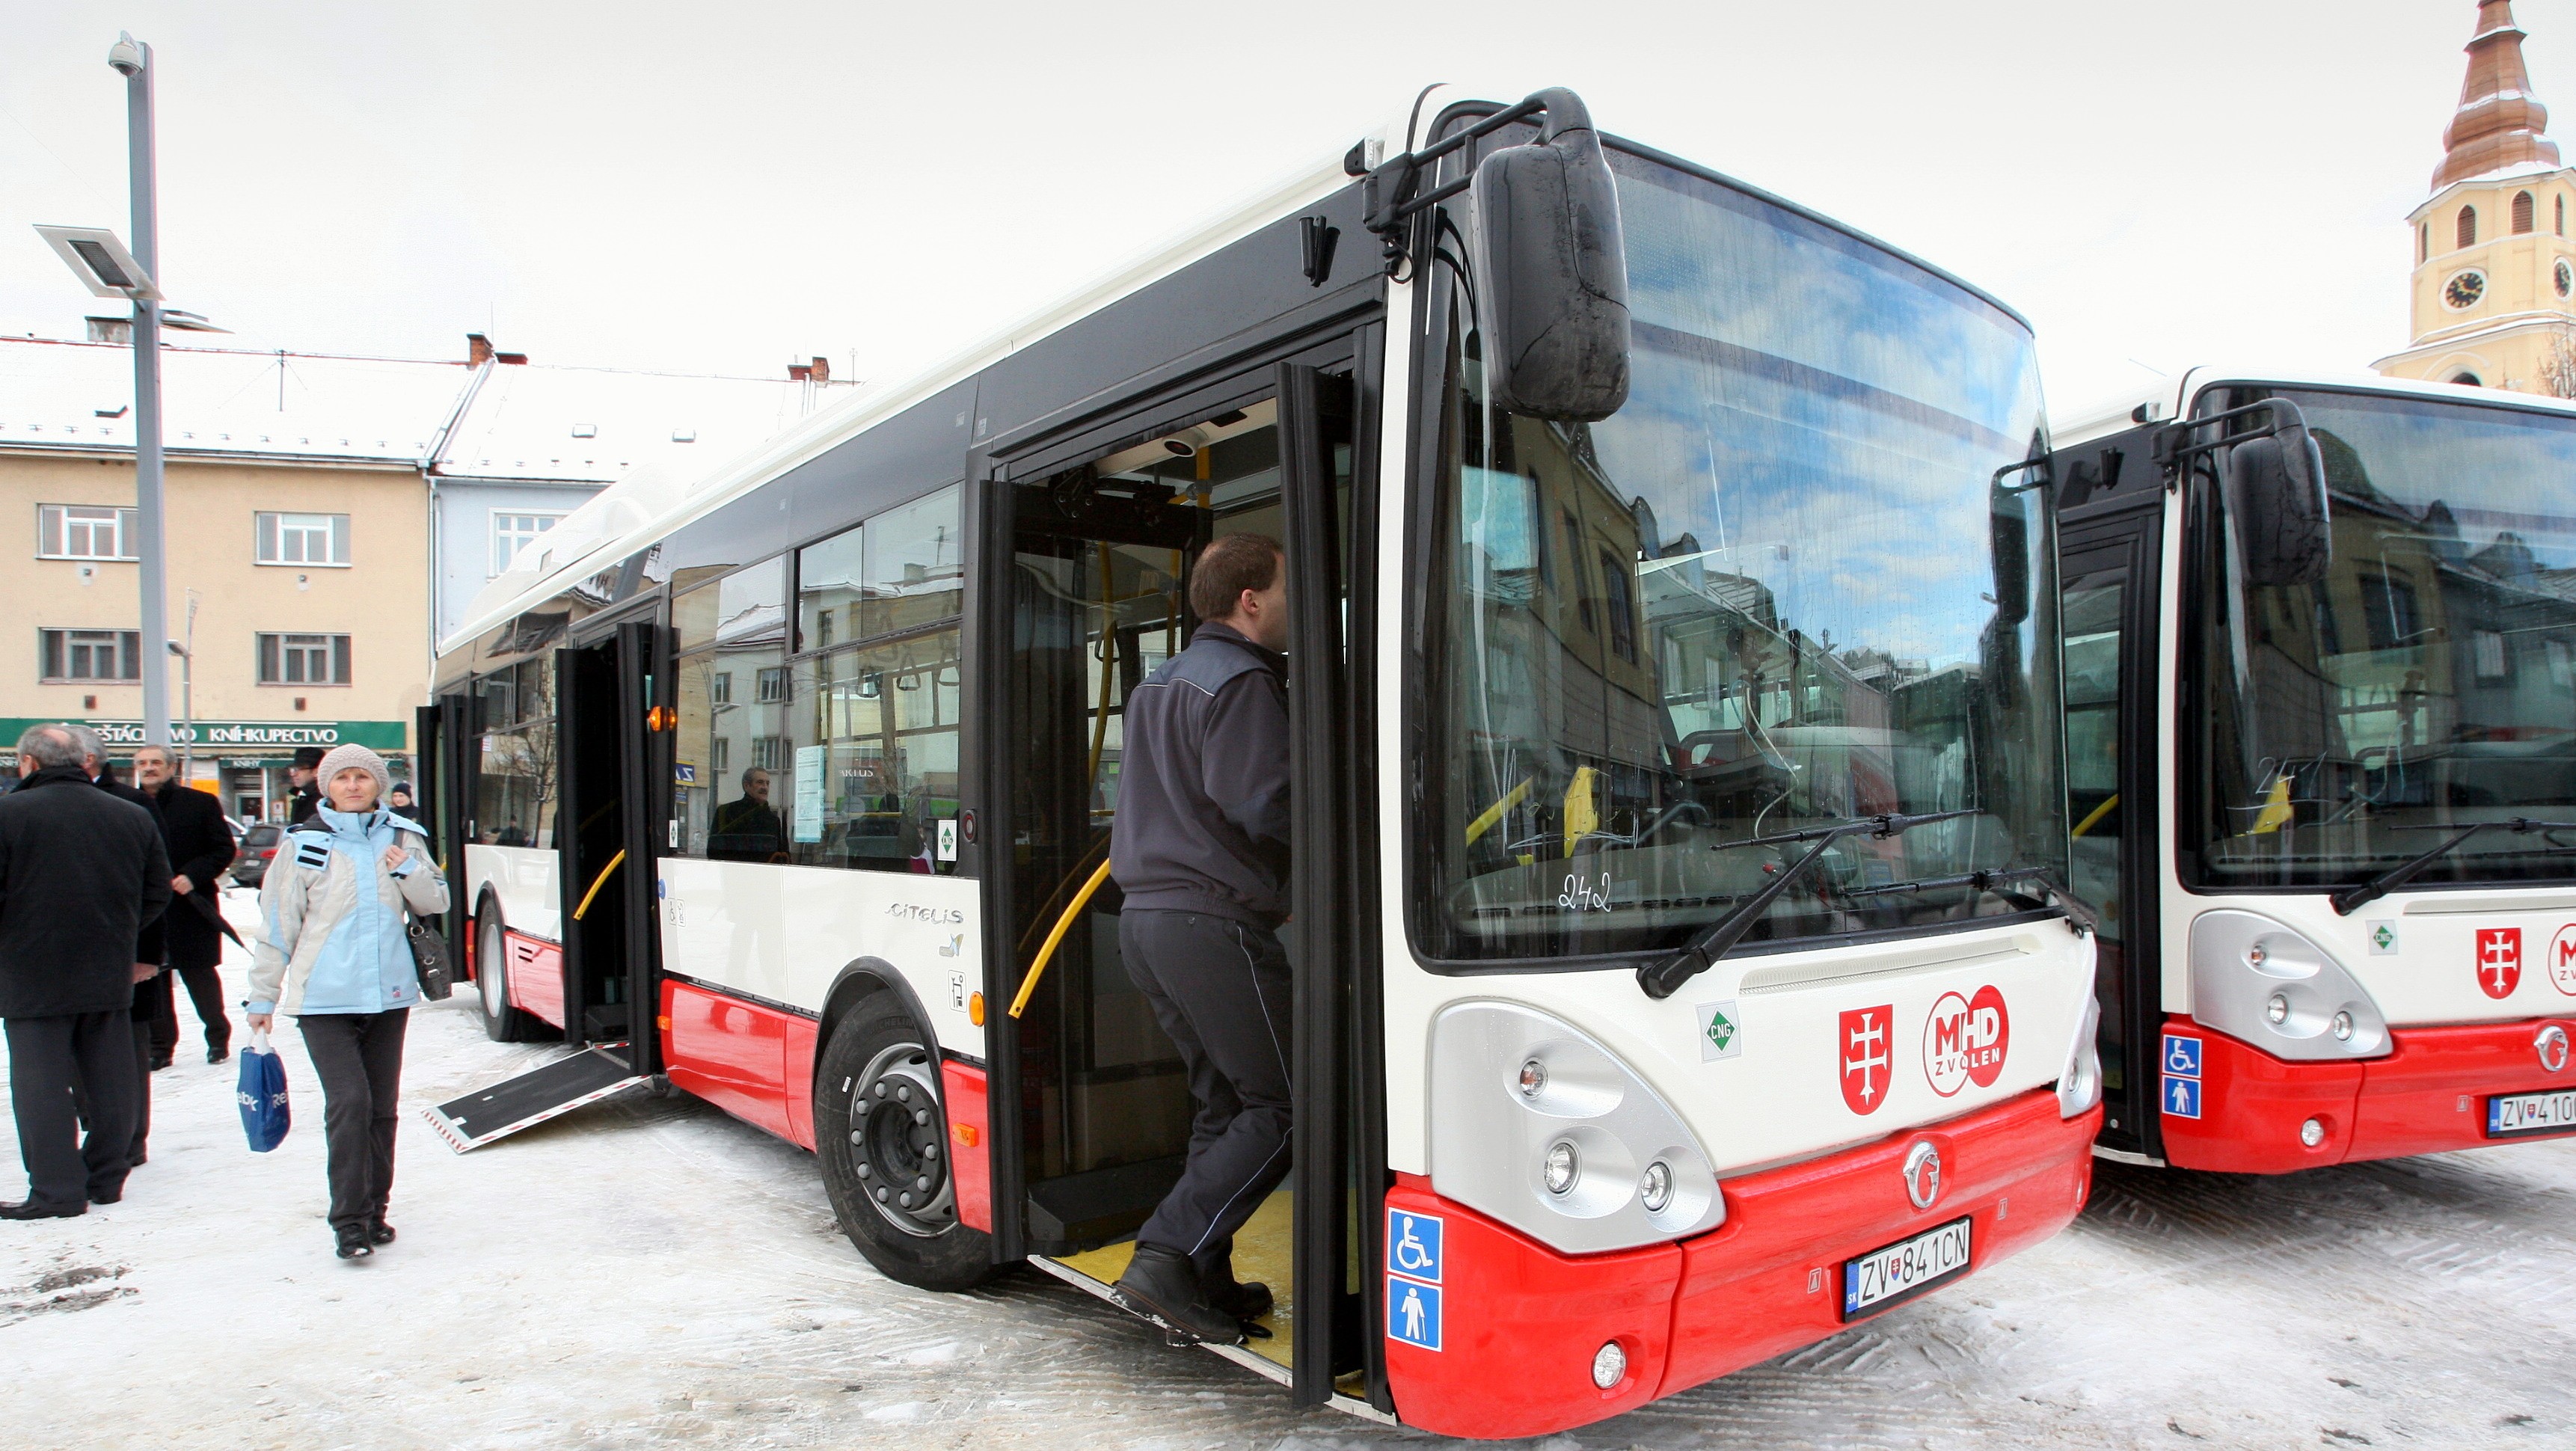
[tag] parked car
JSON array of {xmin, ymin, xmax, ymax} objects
[{"xmin": 231, "ymin": 822, "xmax": 284, "ymax": 888}]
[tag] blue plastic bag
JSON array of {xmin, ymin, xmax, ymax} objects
[{"xmin": 237, "ymin": 1028, "xmax": 290, "ymax": 1153}]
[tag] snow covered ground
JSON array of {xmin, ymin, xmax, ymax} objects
[{"xmin": 3, "ymin": 888, "xmax": 2573, "ymax": 1449}]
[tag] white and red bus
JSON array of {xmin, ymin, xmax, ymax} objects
[
  {"xmin": 419, "ymin": 86, "xmax": 2103, "ymax": 1437},
  {"xmin": 2048, "ymin": 367, "xmax": 2576, "ymax": 1174}
]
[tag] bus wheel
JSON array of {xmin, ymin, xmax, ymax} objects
[
  {"xmin": 475, "ymin": 911, "xmax": 542, "ymax": 1043},
  {"xmin": 816, "ymin": 995, "xmax": 993, "ymax": 1291}
]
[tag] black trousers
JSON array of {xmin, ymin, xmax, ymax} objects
[
  {"xmin": 144, "ymin": 963, "xmax": 230, "ymax": 1059},
  {"xmin": 128, "ymin": 1010, "xmax": 153, "ymax": 1165},
  {"xmin": 4, "ymin": 1011, "xmax": 136, "ymax": 1209},
  {"xmin": 298, "ymin": 1009, "xmax": 408, "ymax": 1235},
  {"xmin": 1120, "ymin": 909, "xmax": 1293, "ymax": 1261}
]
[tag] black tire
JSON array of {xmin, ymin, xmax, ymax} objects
[
  {"xmin": 816, "ymin": 994, "xmax": 994, "ymax": 1291},
  {"xmin": 474, "ymin": 908, "xmax": 546, "ymax": 1043}
]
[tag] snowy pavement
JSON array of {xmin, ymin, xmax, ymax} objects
[{"xmin": 2, "ymin": 889, "xmax": 2573, "ymax": 1449}]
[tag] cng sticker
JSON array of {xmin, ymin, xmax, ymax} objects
[
  {"xmin": 2477, "ymin": 927, "xmax": 2524, "ymax": 999},
  {"xmin": 1922, "ymin": 985, "xmax": 2010, "ymax": 1096},
  {"xmin": 2368, "ymin": 921, "xmax": 2398, "ymax": 955},
  {"xmin": 1696, "ymin": 999, "xmax": 1742, "ymax": 1061},
  {"xmin": 2551, "ymin": 924, "xmax": 2576, "ymax": 997}
]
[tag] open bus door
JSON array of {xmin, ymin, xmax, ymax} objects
[
  {"xmin": 414, "ymin": 696, "xmax": 475, "ymax": 973},
  {"xmin": 2052, "ymin": 429, "xmax": 2167, "ymax": 1160},
  {"xmin": 426, "ymin": 618, "xmax": 670, "ymax": 1152},
  {"xmin": 982, "ymin": 356, "xmax": 1380, "ymax": 1410}
]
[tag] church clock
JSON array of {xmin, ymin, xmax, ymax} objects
[{"xmin": 2444, "ymin": 270, "xmax": 2488, "ymax": 309}]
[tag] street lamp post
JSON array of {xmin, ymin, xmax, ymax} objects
[{"xmin": 110, "ymin": 31, "xmax": 172, "ymax": 752}]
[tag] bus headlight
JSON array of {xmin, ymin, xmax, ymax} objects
[
  {"xmin": 1429, "ymin": 1001, "xmax": 1724, "ymax": 1254},
  {"xmin": 2189, "ymin": 910, "xmax": 2389, "ymax": 1060},
  {"xmin": 2058, "ymin": 990, "xmax": 2103, "ymax": 1119}
]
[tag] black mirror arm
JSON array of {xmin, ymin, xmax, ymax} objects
[{"xmin": 1361, "ymin": 89, "xmax": 1581, "ymax": 275}]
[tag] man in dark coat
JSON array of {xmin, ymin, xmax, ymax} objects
[
  {"xmin": 286, "ymin": 746, "xmax": 325, "ymax": 827},
  {"xmin": 69, "ymin": 728, "xmax": 173, "ymax": 1168},
  {"xmin": 132, "ymin": 746, "xmax": 236, "ymax": 1064},
  {"xmin": 1, "ymin": 725, "xmax": 171, "ymax": 1218}
]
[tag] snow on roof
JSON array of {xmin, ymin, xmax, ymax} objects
[
  {"xmin": 433, "ymin": 361, "xmax": 839, "ymax": 485},
  {"xmin": 0, "ymin": 337, "xmax": 466, "ymax": 465}
]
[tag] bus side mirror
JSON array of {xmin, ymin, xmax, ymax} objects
[
  {"xmin": 1472, "ymin": 88, "xmax": 1631, "ymax": 422},
  {"xmin": 1990, "ymin": 499, "xmax": 2030, "ymax": 627},
  {"xmin": 2228, "ymin": 429, "xmax": 2331, "ymax": 586}
]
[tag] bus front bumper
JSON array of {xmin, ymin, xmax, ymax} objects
[
  {"xmin": 1381, "ymin": 1086, "xmax": 2098, "ymax": 1439},
  {"xmin": 2156, "ymin": 1015, "xmax": 2576, "ymax": 1174}
]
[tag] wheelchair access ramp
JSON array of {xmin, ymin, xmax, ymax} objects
[{"xmin": 422, "ymin": 1044, "xmax": 648, "ymax": 1153}]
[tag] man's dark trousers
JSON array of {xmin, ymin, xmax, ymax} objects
[
  {"xmin": 5, "ymin": 1011, "xmax": 136, "ymax": 1208},
  {"xmin": 299, "ymin": 1009, "xmax": 408, "ymax": 1234},
  {"xmin": 1120, "ymin": 909, "xmax": 1292, "ymax": 1263},
  {"xmin": 142, "ymin": 963, "xmax": 227, "ymax": 1061}
]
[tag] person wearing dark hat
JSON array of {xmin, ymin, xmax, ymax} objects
[{"xmin": 286, "ymin": 746, "xmax": 326, "ymax": 827}]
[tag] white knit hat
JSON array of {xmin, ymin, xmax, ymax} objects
[{"xmin": 315, "ymin": 743, "xmax": 391, "ymax": 804}]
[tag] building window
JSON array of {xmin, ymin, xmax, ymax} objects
[
  {"xmin": 2514, "ymin": 191, "xmax": 2536, "ymax": 234},
  {"xmin": 711, "ymin": 671, "xmax": 733, "ymax": 705},
  {"xmin": 2559, "ymin": 194, "xmax": 2566, "ymax": 236},
  {"xmin": 755, "ymin": 666, "xmax": 788, "ymax": 702},
  {"xmin": 2419, "ymin": 221, "xmax": 2430, "ymax": 263},
  {"xmin": 752, "ymin": 734, "xmax": 791, "ymax": 773},
  {"xmin": 37, "ymin": 504, "xmax": 140, "ymax": 561},
  {"xmin": 257, "ymin": 632, "xmax": 352, "ymax": 685},
  {"xmin": 2474, "ymin": 628, "xmax": 2511, "ymax": 681},
  {"xmin": 489, "ymin": 512, "xmax": 564, "ymax": 577},
  {"xmin": 255, "ymin": 512, "xmax": 350, "ymax": 566},
  {"xmin": 38, "ymin": 628, "xmax": 140, "ymax": 681},
  {"xmin": 2459, "ymin": 205, "xmax": 2478, "ymax": 249}
]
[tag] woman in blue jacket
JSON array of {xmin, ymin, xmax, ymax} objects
[{"xmin": 245, "ymin": 744, "xmax": 447, "ymax": 1260}]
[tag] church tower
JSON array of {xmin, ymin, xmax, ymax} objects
[{"xmin": 2374, "ymin": 0, "xmax": 2576, "ymax": 393}]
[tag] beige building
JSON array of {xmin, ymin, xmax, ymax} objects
[
  {"xmin": 0, "ymin": 335, "xmax": 461, "ymax": 815},
  {"xmin": 2376, "ymin": 1, "xmax": 2576, "ymax": 393}
]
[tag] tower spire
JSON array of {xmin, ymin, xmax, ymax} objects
[{"xmin": 2434, "ymin": 0, "xmax": 2561, "ymax": 188}]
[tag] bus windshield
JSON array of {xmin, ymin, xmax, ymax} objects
[
  {"xmin": 1420, "ymin": 148, "xmax": 2061, "ymax": 963},
  {"xmin": 2185, "ymin": 387, "xmax": 2576, "ymax": 890}
]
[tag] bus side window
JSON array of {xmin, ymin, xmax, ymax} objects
[
  {"xmin": 476, "ymin": 654, "xmax": 557, "ymax": 847},
  {"xmin": 672, "ymin": 558, "xmax": 791, "ymax": 863}
]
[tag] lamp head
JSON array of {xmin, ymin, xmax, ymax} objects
[{"xmin": 108, "ymin": 31, "xmax": 147, "ymax": 77}]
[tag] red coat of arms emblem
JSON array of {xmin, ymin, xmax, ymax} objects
[{"xmin": 1840, "ymin": 1004, "xmax": 1894, "ymax": 1115}]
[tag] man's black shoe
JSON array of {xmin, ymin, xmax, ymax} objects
[
  {"xmin": 1111, "ymin": 1244, "xmax": 1244, "ymax": 1344},
  {"xmin": 149, "ymin": 1054, "xmax": 173, "ymax": 1072},
  {"xmin": 0, "ymin": 1199, "xmax": 85, "ymax": 1220},
  {"xmin": 334, "ymin": 1227, "xmax": 374, "ymax": 1260},
  {"xmin": 369, "ymin": 1220, "xmax": 396, "ymax": 1246},
  {"xmin": 89, "ymin": 1188, "xmax": 122, "ymax": 1206},
  {"xmin": 1203, "ymin": 1263, "xmax": 1274, "ymax": 1324},
  {"xmin": 207, "ymin": 1045, "xmax": 230, "ymax": 1064}
]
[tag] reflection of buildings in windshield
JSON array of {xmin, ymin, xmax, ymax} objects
[{"xmin": 2198, "ymin": 415, "xmax": 2576, "ymax": 873}]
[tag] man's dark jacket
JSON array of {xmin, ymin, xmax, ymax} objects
[
  {"xmin": 287, "ymin": 782, "xmax": 321, "ymax": 828},
  {"xmin": 153, "ymin": 779, "xmax": 236, "ymax": 972},
  {"xmin": 97, "ymin": 773, "xmax": 168, "ymax": 966},
  {"xmin": 1109, "ymin": 622, "xmax": 1292, "ymax": 929},
  {"xmin": 0, "ymin": 766, "xmax": 172, "ymax": 1017}
]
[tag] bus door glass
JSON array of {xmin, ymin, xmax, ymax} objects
[{"xmin": 557, "ymin": 638, "xmax": 631, "ymax": 1047}]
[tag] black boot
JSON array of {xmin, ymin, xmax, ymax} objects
[
  {"xmin": 334, "ymin": 1225, "xmax": 374, "ymax": 1260},
  {"xmin": 1197, "ymin": 1242, "xmax": 1273, "ymax": 1324},
  {"xmin": 1111, "ymin": 1243, "xmax": 1244, "ymax": 1345},
  {"xmin": 369, "ymin": 1219, "xmax": 396, "ymax": 1246}
]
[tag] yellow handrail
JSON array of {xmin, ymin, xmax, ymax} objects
[
  {"xmin": 572, "ymin": 848, "xmax": 627, "ymax": 921},
  {"xmin": 2070, "ymin": 793, "xmax": 2120, "ymax": 840},
  {"xmin": 1464, "ymin": 779, "xmax": 1532, "ymax": 846},
  {"xmin": 1010, "ymin": 857, "xmax": 1113, "ymax": 1019}
]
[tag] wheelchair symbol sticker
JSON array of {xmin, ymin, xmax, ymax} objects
[
  {"xmin": 1388, "ymin": 1209, "xmax": 1444, "ymax": 1283},
  {"xmin": 2162, "ymin": 1034, "xmax": 2203, "ymax": 1079}
]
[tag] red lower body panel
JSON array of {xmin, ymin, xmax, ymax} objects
[
  {"xmin": 1383, "ymin": 1088, "xmax": 2099, "ymax": 1439},
  {"xmin": 2161, "ymin": 1013, "xmax": 2576, "ymax": 1173},
  {"xmin": 660, "ymin": 979, "xmax": 799, "ymax": 1145},
  {"xmin": 503, "ymin": 929, "xmax": 564, "ymax": 1028},
  {"xmin": 940, "ymin": 1062, "xmax": 992, "ymax": 1233}
]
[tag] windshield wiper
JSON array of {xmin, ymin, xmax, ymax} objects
[
  {"xmin": 1635, "ymin": 809, "xmax": 1978, "ymax": 1000},
  {"xmin": 2328, "ymin": 817, "xmax": 2576, "ymax": 915},
  {"xmin": 1845, "ymin": 864, "xmax": 2100, "ymax": 936}
]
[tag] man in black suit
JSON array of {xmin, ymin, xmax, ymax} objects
[
  {"xmin": 68, "ymin": 729, "xmax": 174, "ymax": 1168},
  {"xmin": 0, "ymin": 725, "xmax": 170, "ymax": 1218},
  {"xmin": 132, "ymin": 746, "xmax": 236, "ymax": 1064},
  {"xmin": 286, "ymin": 746, "xmax": 325, "ymax": 827}
]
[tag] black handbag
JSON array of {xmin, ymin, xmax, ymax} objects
[{"xmin": 407, "ymin": 915, "xmax": 455, "ymax": 1000}]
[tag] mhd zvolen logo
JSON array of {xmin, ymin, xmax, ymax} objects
[
  {"xmin": 1922, "ymin": 985, "xmax": 2010, "ymax": 1097},
  {"xmin": 2477, "ymin": 927, "xmax": 2523, "ymax": 1000},
  {"xmin": 2551, "ymin": 924, "xmax": 2576, "ymax": 998}
]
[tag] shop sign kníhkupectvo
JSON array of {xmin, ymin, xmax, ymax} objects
[{"xmin": 0, "ymin": 719, "xmax": 408, "ymax": 752}]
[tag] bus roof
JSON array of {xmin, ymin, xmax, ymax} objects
[{"xmin": 2052, "ymin": 363, "xmax": 2576, "ymax": 447}]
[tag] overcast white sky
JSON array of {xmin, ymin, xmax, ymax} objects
[{"xmin": 1, "ymin": 1, "xmax": 2559, "ymax": 414}]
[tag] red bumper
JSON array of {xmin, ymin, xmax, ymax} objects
[
  {"xmin": 2159, "ymin": 1014, "xmax": 2576, "ymax": 1174},
  {"xmin": 1382, "ymin": 1087, "xmax": 2099, "ymax": 1439}
]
